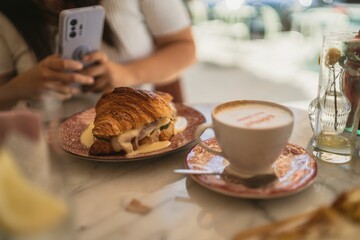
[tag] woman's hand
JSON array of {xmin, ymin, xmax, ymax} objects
[
  {"xmin": 80, "ymin": 51, "xmax": 136, "ymax": 93},
  {"xmin": 0, "ymin": 54, "xmax": 95, "ymax": 109},
  {"xmin": 24, "ymin": 54, "xmax": 94, "ymax": 98},
  {"xmin": 2, "ymin": 54, "xmax": 94, "ymax": 100}
]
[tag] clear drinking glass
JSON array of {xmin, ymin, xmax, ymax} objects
[
  {"xmin": 0, "ymin": 96, "xmax": 75, "ymax": 239},
  {"xmin": 308, "ymin": 31, "xmax": 360, "ymax": 163}
]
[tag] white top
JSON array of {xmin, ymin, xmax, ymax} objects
[{"xmin": 0, "ymin": 0, "xmax": 191, "ymax": 85}]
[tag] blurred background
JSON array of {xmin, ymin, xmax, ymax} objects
[{"xmin": 181, "ymin": 0, "xmax": 360, "ymax": 109}]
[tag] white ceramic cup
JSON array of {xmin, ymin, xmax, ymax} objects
[{"xmin": 195, "ymin": 100, "xmax": 294, "ymax": 176}]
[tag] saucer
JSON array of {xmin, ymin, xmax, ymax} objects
[{"xmin": 185, "ymin": 138, "xmax": 317, "ymax": 199}]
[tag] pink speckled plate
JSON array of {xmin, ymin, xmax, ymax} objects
[
  {"xmin": 58, "ymin": 104, "xmax": 205, "ymax": 162},
  {"xmin": 185, "ymin": 138, "xmax": 317, "ymax": 199}
]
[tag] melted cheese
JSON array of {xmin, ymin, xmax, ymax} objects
[
  {"xmin": 80, "ymin": 116, "xmax": 179, "ymax": 155},
  {"xmin": 80, "ymin": 122, "xmax": 95, "ymax": 148},
  {"xmin": 174, "ymin": 116, "xmax": 188, "ymax": 134},
  {"xmin": 109, "ymin": 117, "xmax": 171, "ymax": 154},
  {"xmin": 157, "ymin": 117, "xmax": 171, "ymax": 128},
  {"xmin": 126, "ymin": 141, "xmax": 171, "ymax": 156},
  {"xmin": 111, "ymin": 129, "xmax": 139, "ymax": 153}
]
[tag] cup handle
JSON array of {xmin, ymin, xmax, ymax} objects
[{"xmin": 195, "ymin": 123, "xmax": 223, "ymax": 156}]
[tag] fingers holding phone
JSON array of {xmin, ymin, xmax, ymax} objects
[
  {"xmin": 37, "ymin": 55, "xmax": 94, "ymax": 96},
  {"xmin": 41, "ymin": 55, "xmax": 92, "ymax": 82},
  {"xmin": 9, "ymin": 54, "xmax": 93, "ymax": 101},
  {"xmin": 79, "ymin": 51, "xmax": 112, "ymax": 93}
]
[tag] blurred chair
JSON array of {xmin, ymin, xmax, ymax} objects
[
  {"xmin": 210, "ymin": 2, "xmax": 252, "ymax": 40},
  {"xmin": 212, "ymin": 3, "xmax": 281, "ymax": 40},
  {"xmin": 212, "ymin": 2, "xmax": 255, "ymax": 24},
  {"xmin": 185, "ymin": 0, "xmax": 208, "ymax": 24},
  {"xmin": 290, "ymin": 7, "xmax": 351, "ymax": 72},
  {"xmin": 259, "ymin": 5, "xmax": 282, "ymax": 39},
  {"xmin": 155, "ymin": 78, "xmax": 184, "ymax": 103},
  {"xmin": 292, "ymin": 8, "xmax": 351, "ymax": 39},
  {"xmin": 229, "ymin": 22, "xmax": 250, "ymax": 40}
]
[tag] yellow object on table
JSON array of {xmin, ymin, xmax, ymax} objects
[{"xmin": 0, "ymin": 149, "xmax": 68, "ymax": 235}]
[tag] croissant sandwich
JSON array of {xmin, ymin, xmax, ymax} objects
[{"xmin": 89, "ymin": 87, "xmax": 176, "ymax": 155}]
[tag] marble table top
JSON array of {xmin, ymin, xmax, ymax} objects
[{"xmin": 58, "ymin": 102, "xmax": 360, "ymax": 240}]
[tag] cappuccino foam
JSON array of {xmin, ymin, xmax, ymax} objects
[{"xmin": 216, "ymin": 103, "xmax": 292, "ymax": 129}]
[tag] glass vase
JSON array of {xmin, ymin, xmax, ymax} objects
[{"xmin": 309, "ymin": 32, "xmax": 360, "ymax": 163}]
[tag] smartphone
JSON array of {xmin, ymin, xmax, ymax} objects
[{"xmin": 58, "ymin": 5, "xmax": 105, "ymax": 64}]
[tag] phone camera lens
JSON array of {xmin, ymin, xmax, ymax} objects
[
  {"xmin": 70, "ymin": 19, "xmax": 77, "ymax": 26},
  {"xmin": 69, "ymin": 31, "xmax": 76, "ymax": 38}
]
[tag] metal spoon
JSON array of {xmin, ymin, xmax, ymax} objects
[{"xmin": 174, "ymin": 169, "xmax": 277, "ymax": 188}]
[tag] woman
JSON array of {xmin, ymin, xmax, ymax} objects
[{"xmin": 0, "ymin": 0, "xmax": 195, "ymax": 109}]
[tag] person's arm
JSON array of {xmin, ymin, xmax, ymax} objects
[
  {"xmin": 0, "ymin": 71, "xmax": 18, "ymax": 109},
  {"xmin": 0, "ymin": 55, "xmax": 94, "ymax": 110},
  {"xmin": 125, "ymin": 26, "xmax": 196, "ymax": 85},
  {"xmin": 80, "ymin": 26, "xmax": 196, "ymax": 91}
]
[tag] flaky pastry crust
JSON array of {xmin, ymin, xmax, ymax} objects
[{"xmin": 92, "ymin": 87, "xmax": 173, "ymax": 139}]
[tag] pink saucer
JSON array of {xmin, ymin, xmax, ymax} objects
[{"xmin": 185, "ymin": 138, "xmax": 317, "ymax": 199}]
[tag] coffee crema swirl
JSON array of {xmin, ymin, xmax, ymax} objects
[{"xmin": 216, "ymin": 103, "xmax": 293, "ymax": 129}]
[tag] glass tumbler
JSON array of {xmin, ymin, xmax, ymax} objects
[{"xmin": 308, "ymin": 32, "xmax": 360, "ymax": 163}]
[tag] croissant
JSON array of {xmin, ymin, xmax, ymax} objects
[{"xmin": 89, "ymin": 87, "xmax": 175, "ymax": 155}]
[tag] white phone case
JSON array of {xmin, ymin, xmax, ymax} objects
[{"xmin": 58, "ymin": 5, "xmax": 105, "ymax": 62}]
